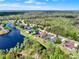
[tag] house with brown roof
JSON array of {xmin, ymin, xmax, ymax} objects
[{"xmin": 62, "ymin": 39, "xmax": 79, "ymax": 50}]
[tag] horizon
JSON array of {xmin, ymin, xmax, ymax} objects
[
  {"xmin": 0, "ymin": 10, "xmax": 79, "ymax": 12},
  {"xmin": 0, "ymin": 0, "xmax": 79, "ymax": 10}
]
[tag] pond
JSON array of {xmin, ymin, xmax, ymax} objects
[{"xmin": 0, "ymin": 27, "xmax": 24, "ymax": 49}]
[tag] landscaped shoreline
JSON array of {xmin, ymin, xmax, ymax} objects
[
  {"xmin": 0, "ymin": 30, "xmax": 10, "ymax": 36},
  {"xmin": 0, "ymin": 25, "xmax": 10, "ymax": 35}
]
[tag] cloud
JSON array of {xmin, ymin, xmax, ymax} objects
[
  {"xmin": 0, "ymin": 0, "xmax": 78, "ymax": 10},
  {"xmin": 52, "ymin": 0, "xmax": 65, "ymax": 2},
  {"xmin": 0, "ymin": 3, "xmax": 53, "ymax": 10},
  {"xmin": 0, "ymin": 0, "xmax": 5, "ymax": 2},
  {"xmin": 34, "ymin": 1, "xmax": 47, "ymax": 5},
  {"xmin": 24, "ymin": 0, "xmax": 33, "ymax": 4},
  {"xmin": 0, "ymin": 3, "xmax": 20, "ymax": 7},
  {"xmin": 0, "ymin": 3, "xmax": 78, "ymax": 10},
  {"xmin": 24, "ymin": 0, "xmax": 47, "ymax": 5}
]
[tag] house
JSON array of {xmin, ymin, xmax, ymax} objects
[
  {"xmin": 39, "ymin": 30, "xmax": 48, "ymax": 38},
  {"xmin": 38, "ymin": 30, "xmax": 57, "ymax": 42},
  {"xmin": 50, "ymin": 36, "xmax": 57, "ymax": 42},
  {"xmin": 28, "ymin": 18, "xmax": 32, "ymax": 23},
  {"xmin": 64, "ymin": 40, "xmax": 74, "ymax": 49},
  {"xmin": 26, "ymin": 25, "xmax": 32, "ymax": 30},
  {"xmin": 62, "ymin": 39, "xmax": 79, "ymax": 49},
  {"xmin": 45, "ymin": 32, "xmax": 57, "ymax": 42},
  {"xmin": 16, "ymin": 20, "xmax": 22, "ymax": 26}
]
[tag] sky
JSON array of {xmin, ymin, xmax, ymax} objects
[{"xmin": 0, "ymin": 0, "xmax": 79, "ymax": 10}]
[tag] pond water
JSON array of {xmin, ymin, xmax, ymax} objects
[{"xmin": 0, "ymin": 28, "xmax": 24, "ymax": 49}]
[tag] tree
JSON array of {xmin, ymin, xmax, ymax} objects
[
  {"xmin": 6, "ymin": 54, "xmax": 11, "ymax": 59},
  {"xmin": 55, "ymin": 38, "xmax": 62, "ymax": 44}
]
